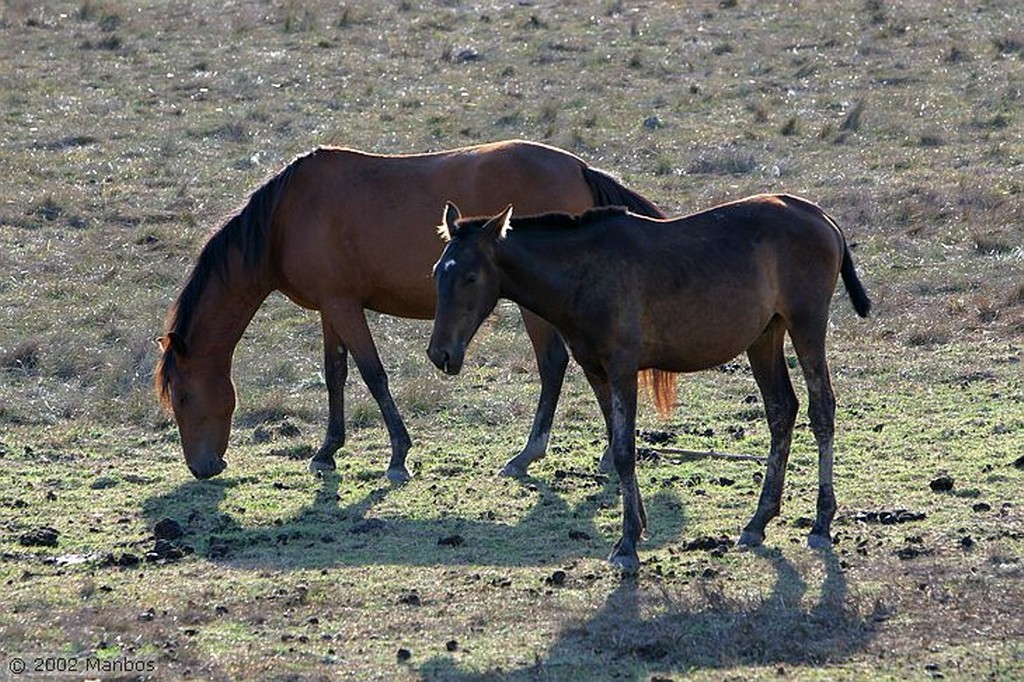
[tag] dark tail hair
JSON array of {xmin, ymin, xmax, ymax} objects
[
  {"xmin": 582, "ymin": 166, "xmax": 666, "ymax": 218},
  {"xmin": 841, "ymin": 243, "xmax": 872, "ymax": 317}
]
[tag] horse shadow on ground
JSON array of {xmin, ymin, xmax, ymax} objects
[
  {"xmin": 417, "ymin": 548, "xmax": 880, "ymax": 679},
  {"xmin": 141, "ymin": 470, "xmax": 687, "ymax": 569}
]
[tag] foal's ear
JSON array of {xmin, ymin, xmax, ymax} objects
[
  {"xmin": 483, "ymin": 204, "xmax": 513, "ymax": 240},
  {"xmin": 437, "ymin": 201, "xmax": 461, "ymax": 242}
]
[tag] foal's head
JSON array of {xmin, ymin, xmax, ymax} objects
[{"xmin": 427, "ymin": 202, "xmax": 511, "ymax": 375}]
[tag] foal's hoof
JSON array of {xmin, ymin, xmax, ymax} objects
[
  {"xmin": 609, "ymin": 551, "xmax": 640, "ymax": 575},
  {"xmin": 807, "ymin": 533, "xmax": 833, "ymax": 550},
  {"xmin": 737, "ymin": 530, "xmax": 765, "ymax": 548},
  {"xmin": 308, "ymin": 455, "xmax": 337, "ymax": 473},
  {"xmin": 386, "ymin": 466, "xmax": 411, "ymax": 485},
  {"xmin": 498, "ymin": 461, "xmax": 529, "ymax": 479}
]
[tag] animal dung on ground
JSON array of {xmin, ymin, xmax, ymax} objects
[
  {"xmin": 929, "ymin": 475, "xmax": 955, "ymax": 492},
  {"xmin": 19, "ymin": 526, "xmax": 59, "ymax": 547}
]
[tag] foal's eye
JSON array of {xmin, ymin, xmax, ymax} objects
[{"xmin": 461, "ymin": 273, "xmax": 478, "ymax": 286}]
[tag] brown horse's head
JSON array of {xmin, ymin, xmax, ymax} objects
[
  {"xmin": 156, "ymin": 333, "xmax": 235, "ymax": 479},
  {"xmin": 427, "ymin": 202, "xmax": 511, "ymax": 375}
]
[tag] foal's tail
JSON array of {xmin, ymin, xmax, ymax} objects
[
  {"xmin": 841, "ymin": 242, "xmax": 872, "ymax": 318},
  {"xmin": 583, "ymin": 166, "xmax": 667, "ymax": 219},
  {"xmin": 581, "ymin": 167, "xmax": 677, "ymax": 418}
]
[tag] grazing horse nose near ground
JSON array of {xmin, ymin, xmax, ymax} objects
[{"xmin": 188, "ymin": 455, "xmax": 227, "ymax": 480}]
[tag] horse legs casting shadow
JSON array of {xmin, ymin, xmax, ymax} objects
[
  {"xmin": 738, "ymin": 314, "xmax": 837, "ymax": 550},
  {"xmin": 310, "ymin": 304, "xmax": 571, "ymax": 484},
  {"xmin": 497, "ymin": 311, "xmax": 570, "ymax": 478},
  {"xmin": 310, "ymin": 300, "xmax": 413, "ymax": 483}
]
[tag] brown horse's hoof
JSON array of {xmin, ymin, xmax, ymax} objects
[
  {"xmin": 308, "ymin": 456, "xmax": 337, "ymax": 473},
  {"xmin": 386, "ymin": 466, "xmax": 411, "ymax": 485},
  {"xmin": 807, "ymin": 533, "xmax": 832, "ymax": 550},
  {"xmin": 737, "ymin": 530, "xmax": 765, "ymax": 547}
]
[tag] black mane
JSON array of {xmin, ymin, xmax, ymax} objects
[
  {"xmin": 456, "ymin": 205, "xmax": 628, "ymax": 235},
  {"xmin": 157, "ymin": 152, "xmax": 310, "ymax": 406}
]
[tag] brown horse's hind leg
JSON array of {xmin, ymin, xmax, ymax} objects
[
  {"xmin": 789, "ymin": 320, "xmax": 837, "ymax": 549},
  {"xmin": 310, "ymin": 316, "xmax": 348, "ymax": 473},
  {"xmin": 499, "ymin": 311, "xmax": 569, "ymax": 478},
  {"xmin": 739, "ymin": 319, "xmax": 798, "ymax": 547},
  {"xmin": 322, "ymin": 299, "xmax": 412, "ymax": 484}
]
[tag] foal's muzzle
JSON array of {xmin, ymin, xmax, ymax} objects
[{"xmin": 427, "ymin": 343, "xmax": 464, "ymax": 375}]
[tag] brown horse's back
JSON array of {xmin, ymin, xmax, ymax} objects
[{"xmin": 270, "ymin": 141, "xmax": 595, "ymax": 318}]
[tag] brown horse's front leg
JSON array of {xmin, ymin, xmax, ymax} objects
[
  {"xmin": 322, "ymin": 300, "xmax": 412, "ymax": 484},
  {"xmin": 500, "ymin": 311, "xmax": 569, "ymax": 478},
  {"xmin": 606, "ymin": 382, "xmax": 644, "ymax": 573}
]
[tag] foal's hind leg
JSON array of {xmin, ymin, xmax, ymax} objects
[
  {"xmin": 310, "ymin": 316, "xmax": 347, "ymax": 473},
  {"xmin": 582, "ymin": 370, "xmax": 616, "ymax": 475},
  {"xmin": 499, "ymin": 311, "xmax": 569, "ymax": 478},
  {"xmin": 739, "ymin": 319, "xmax": 798, "ymax": 547},
  {"xmin": 790, "ymin": 320, "xmax": 838, "ymax": 549},
  {"xmin": 322, "ymin": 299, "xmax": 412, "ymax": 484}
]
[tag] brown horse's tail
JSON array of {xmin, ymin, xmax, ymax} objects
[
  {"xmin": 841, "ymin": 242, "xmax": 872, "ymax": 317},
  {"xmin": 582, "ymin": 166, "xmax": 667, "ymax": 219},
  {"xmin": 639, "ymin": 368, "xmax": 678, "ymax": 420}
]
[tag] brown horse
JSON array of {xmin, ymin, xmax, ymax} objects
[
  {"xmin": 428, "ymin": 195, "xmax": 871, "ymax": 572},
  {"xmin": 155, "ymin": 140, "xmax": 664, "ymax": 481}
]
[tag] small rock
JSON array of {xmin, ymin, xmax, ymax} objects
[
  {"xmin": 349, "ymin": 518, "xmax": 387, "ymax": 534},
  {"xmin": 278, "ymin": 420, "xmax": 301, "ymax": 438},
  {"xmin": 137, "ymin": 609, "xmax": 155, "ymax": 622},
  {"xmin": 398, "ymin": 592, "xmax": 421, "ymax": 606},
  {"xmin": 438, "ymin": 534, "xmax": 464, "ymax": 547},
  {"xmin": 929, "ymin": 475, "xmax": 955, "ymax": 492},
  {"xmin": 643, "ymin": 115, "xmax": 663, "ymax": 130},
  {"xmin": 545, "ymin": 570, "xmax": 567, "ymax": 587},
  {"xmin": 451, "ymin": 47, "xmax": 480, "ymax": 64},
  {"xmin": 154, "ymin": 518, "xmax": 184, "ymax": 540}
]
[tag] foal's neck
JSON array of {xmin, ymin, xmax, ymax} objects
[{"xmin": 494, "ymin": 231, "xmax": 588, "ymax": 327}]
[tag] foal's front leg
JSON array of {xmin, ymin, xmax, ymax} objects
[{"xmin": 606, "ymin": 379, "xmax": 646, "ymax": 573}]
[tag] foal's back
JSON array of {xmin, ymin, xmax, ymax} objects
[{"xmin": 576, "ymin": 195, "xmax": 848, "ymax": 372}]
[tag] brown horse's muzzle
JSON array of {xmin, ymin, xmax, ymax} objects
[{"xmin": 186, "ymin": 452, "xmax": 228, "ymax": 479}]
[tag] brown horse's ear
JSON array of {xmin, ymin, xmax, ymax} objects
[
  {"xmin": 437, "ymin": 201, "xmax": 461, "ymax": 242},
  {"xmin": 483, "ymin": 204, "xmax": 513, "ymax": 240}
]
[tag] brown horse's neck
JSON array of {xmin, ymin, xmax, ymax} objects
[{"xmin": 177, "ymin": 252, "xmax": 277, "ymax": 361}]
